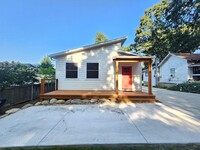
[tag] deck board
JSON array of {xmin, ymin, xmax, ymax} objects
[{"xmin": 40, "ymin": 90, "xmax": 156, "ymax": 103}]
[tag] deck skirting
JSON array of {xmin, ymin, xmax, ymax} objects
[{"xmin": 40, "ymin": 90, "xmax": 156, "ymax": 103}]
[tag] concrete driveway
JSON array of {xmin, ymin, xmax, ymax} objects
[
  {"xmin": 143, "ymin": 87, "xmax": 200, "ymax": 120},
  {"xmin": 0, "ymin": 88, "xmax": 200, "ymax": 147}
]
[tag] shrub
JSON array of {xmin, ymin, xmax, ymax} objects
[
  {"xmin": 0, "ymin": 61, "xmax": 38, "ymax": 88},
  {"xmin": 168, "ymin": 82, "xmax": 200, "ymax": 94}
]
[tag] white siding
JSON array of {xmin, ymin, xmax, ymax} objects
[
  {"xmin": 55, "ymin": 43, "xmax": 142, "ymax": 91},
  {"xmin": 159, "ymin": 55, "xmax": 189, "ymax": 83},
  {"xmin": 56, "ymin": 44, "xmax": 119, "ymax": 90}
]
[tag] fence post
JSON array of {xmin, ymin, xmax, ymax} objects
[
  {"xmin": 40, "ymin": 79, "xmax": 45, "ymax": 95},
  {"xmin": 31, "ymin": 84, "xmax": 33, "ymax": 100},
  {"xmin": 56, "ymin": 79, "xmax": 58, "ymax": 90}
]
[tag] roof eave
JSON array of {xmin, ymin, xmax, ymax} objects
[
  {"xmin": 117, "ymin": 50, "xmax": 137, "ymax": 56},
  {"xmin": 158, "ymin": 53, "xmax": 173, "ymax": 67},
  {"xmin": 49, "ymin": 36, "xmax": 128, "ymax": 59},
  {"xmin": 113, "ymin": 56, "xmax": 153, "ymax": 61}
]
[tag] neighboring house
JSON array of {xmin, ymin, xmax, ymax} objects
[
  {"xmin": 142, "ymin": 57, "xmax": 159, "ymax": 87},
  {"xmin": 158, "ymin": 53, "xmax": 200, "ymax": 84},
  {"xmin": 48, "ymin": 37, "xmax": 153, "ymax": 94},
  {"xmin": 142, "ymin": 67, "xmax": 156, "ymax": 86},
  {"xmin": 25, "ymin": 63, "xmax": 38, "ymax": 68}
]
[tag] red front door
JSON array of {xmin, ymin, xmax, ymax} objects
[{"xmin": 122, "ymin": 66, "xmax": 132, "ymax": 91}]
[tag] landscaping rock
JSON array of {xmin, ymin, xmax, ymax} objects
[
  {"xmin": 56, "ymin": 99, "xmax": 65, "ymax": 104},
  {"xmin": 82, "ymin": 99, "xmax": 90, "ymax": 104},
  {"xmin": 90, "ymin": 98, "xmax": 98, "ymax": 103},
  {"xmin": 65, "ymin": 100, "xmax": 71, "ymax": 104},
  {"xmin": 50, "ymin": 98, "xmax": 57, "ymax": 104},
  {"xmin": 71, "ymin": 99, "xmax": 82, "ymax": 104},
  {"xmin": 5, "ymin": 108, "xmax": 20, "ymax": 115},
  {"xmin": 99, "ymin": 98, "xmax": 110, "ymax": 103},
  {"xmin": 22, "ymin": 104, "xmax": 33, "ymax": 109},
  {"xmin": 41, "ymin": 100, "xmax": 49, "ymax": 105},
  {"xmin": 0, "ymin": 114, "xmax": 8, "ymax": 119},
  {"xmin": 35, "ymin": 102, "xmax": 41, "ymax": 106},
  {"xmin": 110, "ymin": 98, "xmax": 117, "ymax": 102}
]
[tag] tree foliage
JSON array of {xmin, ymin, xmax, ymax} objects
[
  {"xmin": 95, "ymin": 32, "xmax": 109, "ymax": 43},
  {"xmin": 134, "ymin": 0, "xmax": 200, "ymax": 61},
  {"xmin": 0, "ymin": 61, "xmax": 38, "ymax": 88},
  {"xmin": 123, "ymin": 44, "xmax": 134, "ymax": 52},
  {"xmin": 39, "ymin": 56, "xmax": 55, "ymax": 78}
]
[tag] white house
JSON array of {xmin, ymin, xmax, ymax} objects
[
  {"xmin": 143, "ymin": 67, "xmax": 156, "ymax": 86},
  {"xmin": 48, "ymin": 37, "xmax": 153, "ymax": 93},
  {"xmin": 158, "ymin": 53, "xmax": 200, "ymax": 84}
]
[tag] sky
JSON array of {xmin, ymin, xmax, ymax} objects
[{"xmin": 0, "ymin": 0, "xmax": 161, "ymax": 64}]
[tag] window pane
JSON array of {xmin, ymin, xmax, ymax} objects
[
  {"xmin": 87, "ymin": 71, "xmax": 98, "ymax": 78},
  {"xmin": 66, "ymin": 71, "xmax": 77, "ymax": 78},
  {"xmin": 87, "ymin": 63, "xmax": 98, "ymax": 70},
  {"xmin": 170, "ymin": 68, "xmax": 175, "ymax": 74},
  {"xmin": 193, "ymin": 76, "xmax": 200, "ymax": 81},
  {"xmin": 145, "ymin": 72, "xmax": 148, "ymax": 77},
  {"xmin": 86, "ymin": 63, "xmax": 99, "ymax": 78},
  {"xmin": 66, "ymin": 63, "xmax": 77, "ymax": 70},
  {"xmin": 193, "ymin": 67, "xmax": 200, "ymax": 74},
  {"xmin": 123, "ymin": 67, "xmax": 131, "ymax": 73}
]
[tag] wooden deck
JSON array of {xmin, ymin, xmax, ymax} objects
[{"xmin": 40, "ymin": 90, "xmax": 156, "ymax": 103}]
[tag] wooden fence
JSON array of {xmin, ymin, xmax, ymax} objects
[{"xmin": 0, "ymin": 82, "xmax": 55, "ymax": 108}]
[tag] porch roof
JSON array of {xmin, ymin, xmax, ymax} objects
[
  {"xmin": 113, "ymin": 56, "xmax": 152, "ymax": 62},
  {"xmin": 188, "ymin": 63, "xmax": 200, "ymax": 67}
]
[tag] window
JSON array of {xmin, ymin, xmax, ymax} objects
[
  {"xmin": 145, "ymin": 72, "xmax": 148, "ymax": 77},
  {"xmin": 193, "ymin": 67, "xmax": 200, "ymax": 74},
  {"xmin": 193, "ymin": 76, "xmax": 200, "ymax": 81},
  {"xmin": 87, "ymin": 63, "xmax": 99, "ymax": 78},
  {"xmin": 170, "ymin": 68, "xmax": 175, "ymax": 77},
  {"xmin": 122, "ymin": 67, "xmax": 131, "ymax": 74},
  {"xmin": 66, "ymin": 63, "xmax": 78, "ymax": 78}
]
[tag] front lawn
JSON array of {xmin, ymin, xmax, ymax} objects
[{"xmin": 2, "ymin": 144, "xmax": 200, "ymax": 150}]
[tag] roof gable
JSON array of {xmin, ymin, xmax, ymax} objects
[
  {"xmin": 158, "ymin": 53, "xmax": 200, "ymax": 67},
  {"xmin": 172, "ymin": 53, "xmax": 200, "ymax": 61},
  {"xmin": 49, "ymin": 36, "xmax": 128, "ymax": 58},
  {"xmin": 158, "ymin": 53, "xmax": 172, "ymax": 67}
]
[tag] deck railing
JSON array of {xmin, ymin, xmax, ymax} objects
[{"xmin": 40, "ymin": 78, "xmax": 58, "ymax": 95}]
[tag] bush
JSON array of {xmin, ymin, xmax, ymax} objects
[
  {"xmin": 0, "ymin": 61, "xmax": 38, "ymax": 88},
  {"xmin": 168, "ymin": 82, "xmax": 200, "ymax": 94}
]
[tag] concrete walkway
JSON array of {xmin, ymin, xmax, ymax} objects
[{"xmin": 0, "ymin": 96, "xmax": 200, "ymax": 147}]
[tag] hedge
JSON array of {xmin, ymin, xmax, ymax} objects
[{"xmin": 168, "ymin": 82, "xmax": 200, "ymax": 94}]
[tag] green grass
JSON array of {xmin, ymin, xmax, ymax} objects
[{"xmin": 2, "ymin": 144, "xmax": 200, "ymax": 150}]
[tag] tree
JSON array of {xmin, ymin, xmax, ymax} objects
[
  {"xmin": 123, "ymin": 44, "xmax": 134, "ymax": 52},
  {"xmin": 165, "ymin": 0, "xmax": 200, "ymax": 54},
  {"xmin": 39, "ymin": 56, "xmax": 55, "ymax": 78},
  {"xmin": 95, "ymin": 32, "xmax": 109, "ymax": 43},
  {"xmin": 0, "ymin": 61, "xmax": 38, "ymax": 88},
  {"xmin": 134, "ymin": 0, "xmax": 200, "ymax": 61}
]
